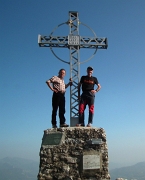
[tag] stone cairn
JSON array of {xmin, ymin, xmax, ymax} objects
[{"xmin": 37, "ymin": 127, "xmax": 110, "ymax": 180}]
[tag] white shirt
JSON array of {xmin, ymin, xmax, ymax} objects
[{"xmin": 47, "ymin": 76, "xmax": 66, "ymax": 93}]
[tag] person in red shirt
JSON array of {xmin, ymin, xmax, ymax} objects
[{"xmin": 77, "ymin": 66, "xmax": 101, "ymax": 127}]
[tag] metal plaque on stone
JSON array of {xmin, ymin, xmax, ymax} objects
[
  {"xmin": 80, "ymin": 150, "xmax": 102, "ymax": 173},
  {"xmin": 42, "ymin": 132, "xmax": 63, "ymax": 145},
  {"xmin": 83, "ymin": 154, "xmax": 100, "ymax": 169}
]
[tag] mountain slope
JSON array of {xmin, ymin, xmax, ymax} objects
[
  {"xmin": 0, "ymin": 157, "xmax": 39, "ymax": 180},
  {"xmin": 110, "ymin": 161, "xmax": 145, "ymax": 180},
  {"xmin": 0, "ymin": 157, "xmax": 145, "ymax": 180}
]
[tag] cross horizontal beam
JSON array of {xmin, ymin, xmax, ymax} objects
[{"xmin": 38, "ymin": 35, "xmax": 108, "ymax": 49}]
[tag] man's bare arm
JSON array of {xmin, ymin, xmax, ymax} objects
[
  {"xmin": 65, "ymin": 78, "xmax": 73, "ymax": 89},
  {"xmin": 46, "ymin": 81, "xmax": 58, "ymax": 93},
  {"xmin": 95, "ymin": 84, "xmax": 101, "ymax": 92},
  {"xmin": 91, "ymin": 83, "xmax": 101, "ymax": 94}
]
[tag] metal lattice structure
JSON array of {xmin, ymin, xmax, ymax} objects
[{"xmin": 38, "ymin": 11, "xmax": 108, "ymax": 126}]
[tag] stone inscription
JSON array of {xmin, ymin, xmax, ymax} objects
[
  {"xmin": 83, "ymin": 154, "xmax": 100, "ymax": 170},
  {"xmin": 42, "ymin": 133, "xmax": 62, "ymax": 145}
]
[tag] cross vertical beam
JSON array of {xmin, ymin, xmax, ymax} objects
[{"xmin": 68, "ymin": 12, "xmax": 80, "ymax": 126}]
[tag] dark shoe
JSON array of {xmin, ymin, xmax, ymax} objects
[
  {"xmin": 60, "ymin": 123, "xmax": 69, "ymax": 127},
  {"xmin": 76, "ymin": 123, "xmax": 85, "ymax": 127},
  {"xmin": 52, "ymin": 124, "xmax": 57, "ymax": 128}
]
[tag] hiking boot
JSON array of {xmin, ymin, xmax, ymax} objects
[
  {"xmin": 86, "ymin": 123, "xmax": 92, "ymax": 127},
  {"xmin": 52, "ymin": 124, "xmax": 57, "ymax": 128},
  {"xmin": 60, "ymin": 123, "xmax": 69, "ymax": 127},
  {"xmin": 76, "ymin": 123, "xmax": 85, "ymax": 127}
]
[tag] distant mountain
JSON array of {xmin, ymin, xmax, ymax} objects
[
  {"xmin": 0, "ymin": 157, "xmax": 39, "ymax": 180},
  {"xmin": 0, "ymin": 157, "xmax": 145, "ymax": 180},
  {"xmin": 110, "ymin": 161, "xmax": 145, "ymax": 180},
  {"xmin": 109, "ymin": 162, "xmax": 132, "ymax": 170}
]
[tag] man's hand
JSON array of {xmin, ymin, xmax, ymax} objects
[
  {"xmin": 91, "ymin": 90, "xmax": 97, "ymax": 94},
  {"xmin": 78, "ymin": 95, "xmax": 81, "ymax": 100},
  {"xmin": 53, "ymin": 89, "xmax": 58, "ymax": 93},
  {"xmin": 69, "ymin": 78, "xmax": 73, "ymax": 86}
]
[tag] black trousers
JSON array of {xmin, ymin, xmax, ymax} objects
[{"xmin": 51, "ymin": 92, "xmax": 66, "ymax": 125}]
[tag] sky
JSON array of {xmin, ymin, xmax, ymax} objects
[{"xmin": 1, "ymin": 0, "xmax": 145, "ymax": 167}]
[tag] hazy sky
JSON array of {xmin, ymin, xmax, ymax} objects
[{"xmin": 1, "ymin": 0, "xmax": 145, "ymax": 166}]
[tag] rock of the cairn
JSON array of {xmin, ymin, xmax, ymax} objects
[{"xmin": 37, "ymin": 127, "xmax": 110, "ymax": 180}]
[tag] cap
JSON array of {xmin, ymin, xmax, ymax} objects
[{"xmin": 87, "ymin": 66, "xmax": 93, "ymax": 70}]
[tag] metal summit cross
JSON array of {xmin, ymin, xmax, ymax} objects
[{"xmin": 38, "ymin": 11, "xmax": 108, "ymax": 126}]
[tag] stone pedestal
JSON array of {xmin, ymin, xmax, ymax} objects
[{"xmin": 37, "ymin": 127, "xmax": 110, "ymax": 180}]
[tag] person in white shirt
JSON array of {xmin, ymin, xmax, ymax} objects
[{"xmin": 46, "ymin": 69, "xmax": 72, "ymax": 128}]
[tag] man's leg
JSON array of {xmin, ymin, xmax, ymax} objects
[
  {"xmin": 88, "ymin": 96, "xmax": 95, "ymax": 125},
  {"xmin": 78, "ymin": 96, "xmax": 86, "ymax": 126},
  {"xmin": 59, "ymin": 95, "xmax": 66, "ymax": 125},
  {"xmin": 51, "ymin": 93, "xmax": 59, "ymax": 126}
]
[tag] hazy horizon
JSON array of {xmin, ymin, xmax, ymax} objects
[{"xmin": 1, "ymin": 156, "xmax": 145, "ymax": 170}]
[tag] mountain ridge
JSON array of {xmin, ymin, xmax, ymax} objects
[
  {"xmin": 0, "ymin": 157, "xmax": 145, "ymax": 180},
  {"xmin": 110, "ymin": 161, "xmax": 145, "ymax": 180}
]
